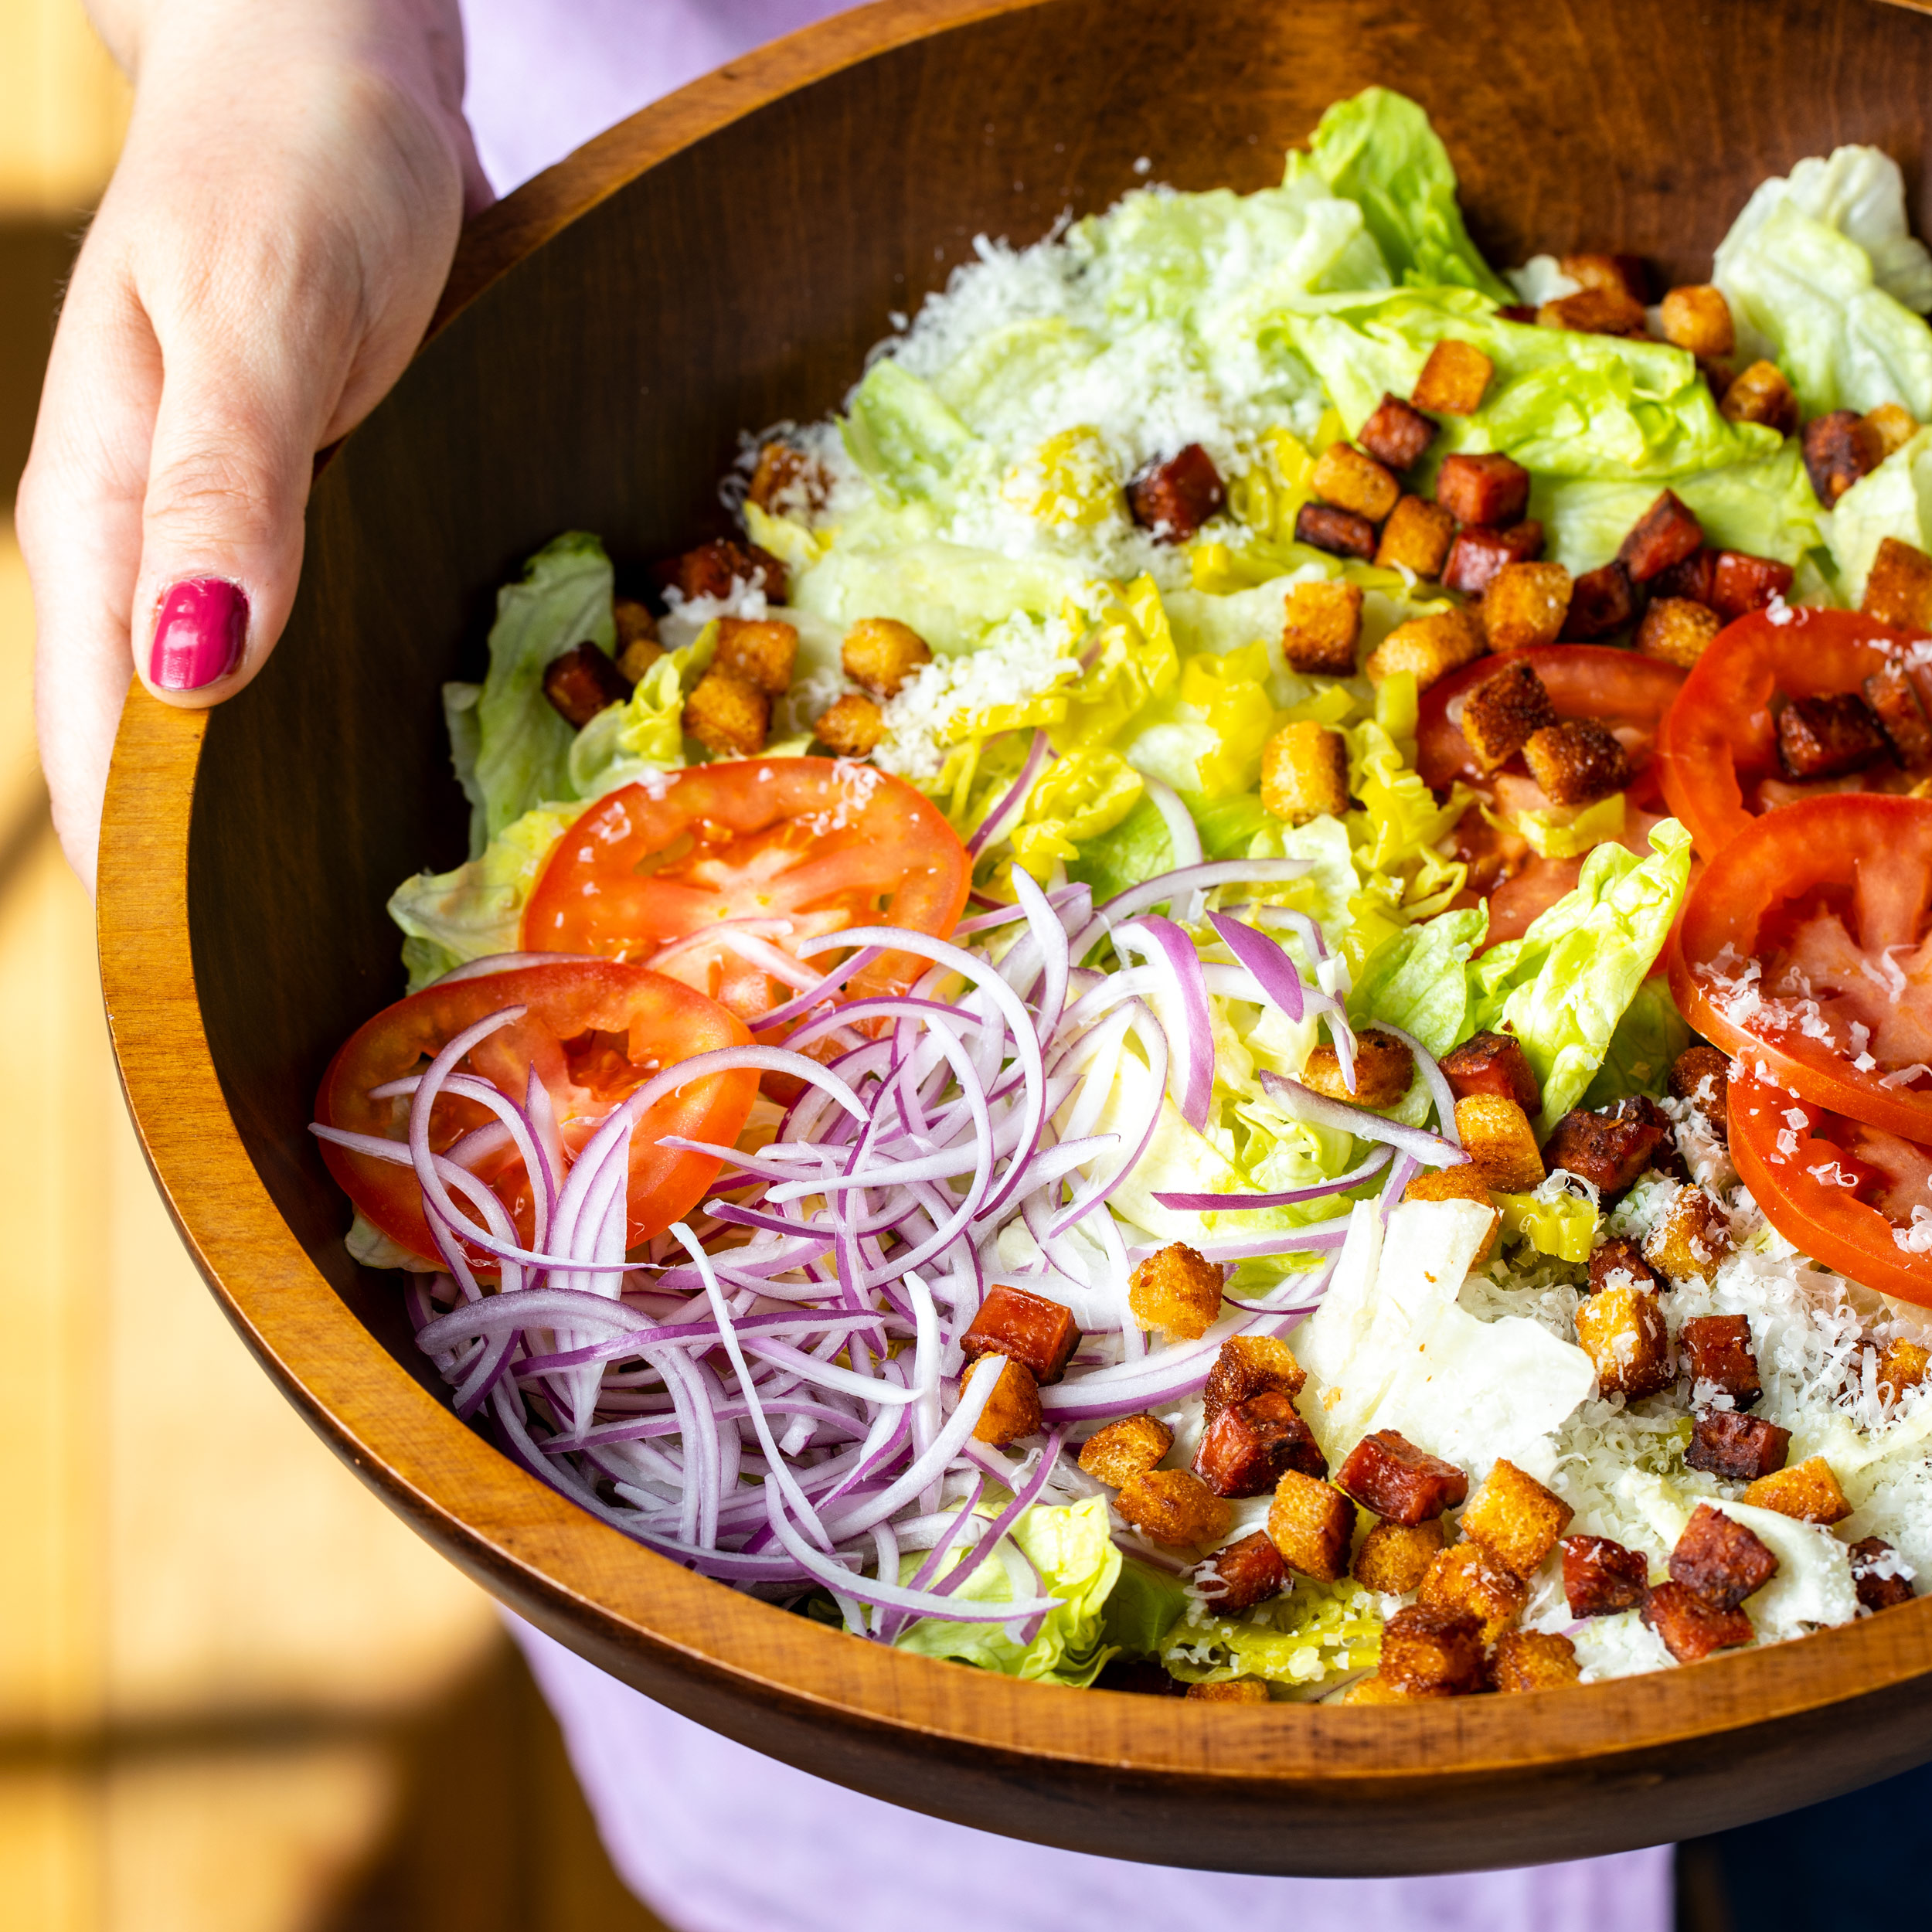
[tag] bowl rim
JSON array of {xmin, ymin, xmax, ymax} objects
[{"xmin": 96, "ymin": 0, "xmax": 1932, "ymax": 1832}]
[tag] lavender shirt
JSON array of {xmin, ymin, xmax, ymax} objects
[{"xmin": 456, "ymin": 7, "xmax": 1674, "ymax": 1924}]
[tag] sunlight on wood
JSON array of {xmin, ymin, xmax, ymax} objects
[{"xmin": 0, "ymin": 0, "xmax": 128, "ymax": 216}]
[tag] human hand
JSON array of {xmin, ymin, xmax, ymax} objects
[{"xmin": 18, "ymin": 0, "xmax": 492, "ymax": 890}]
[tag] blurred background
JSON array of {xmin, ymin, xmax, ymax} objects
[{"xmin": 0, "ymin": 2, "xmax": 665, "ymax": 1926}]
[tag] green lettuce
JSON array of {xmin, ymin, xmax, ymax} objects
[
  {"xmin": 1064, "ymin": 791, "xmax": 1175, "ymax": 902},
  {"xmin": 1099, "ymin": 1558, "xmax": 1189, "ymax": 1657},
  {"xmin": 1828, "ymin": 424, "xmax": 1932, "ymax": 604},
  {"xmin": 1349, "ymin": 905, "xmax": 1488, "ymax": 1057},
  {"xmin": 842, "ymin": 359, "xmax": 984, "ymax": 505},
  {"xmin": 1580, "ymin": 977, "xmax": 1693, "ymax": 1111}
]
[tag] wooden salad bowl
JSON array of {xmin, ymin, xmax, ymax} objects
[{"xmin": 97, "ymin": 0, "xmax": 1932, "ymax": 1873}]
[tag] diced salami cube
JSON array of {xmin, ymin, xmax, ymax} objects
[
  {"xmin": 1440, "ymin": 1030, "xmax": 1541, "ymax": 1114},
  {"xmin": 1649, "ymin": 546, "xmax": 1718, "ymax": 606},
  {"xmin": 1710, "ymin": 551, "xmax": 1794, "ymax": 620},
  {"xmin": 1355, "ymin": 393, "xmax": 1437, "ymax": 471},
  {"xmin": 1776, "ymin": 692, "xmax": 1889, "ymax": 780},
  {"xmin": 1670, "ymin": 1502, "xmax": 1778, "ymax": 1611},
  {"xmin": 656, "ymin": 537, "xmax": 787, "ymax": 604},
  {"xmin": 541, "ymin": 641, "xmax": 633, "ymax": 728},
  {"xmin": 1679, "ymin": 1315, "xmax": 1762, "ymax": 1406},
  {"xmin": 1642, "ymin": 1580, "xmax": 1757, "ymax": 1662},
  {"xmin": 1560, "ymin": 560, "xmax": 1638, "ymax": 640},
  {"xmin": 1864, "ymin": 660, "xmax": 1932, "ymax": 769},
  {"xmin": 1436, "ymin": 453, "xmax": 1532, "ymax": 527},
  {"xmin": 1685, "ymin": 1410, "xmax": 1791, "ymax": 1482},
  {"xmin": 1443, "ymin": 522, "xmax": 1546, "ymax": 597},
  {"xmin": 1802, "ymin": 410, "xmax": 1880, "ymax": 507},
  {"xmin": 1563, "ymin": 1534, "xmax": 1651, "ymax": 1617},
  {"xmin": 1617, "ymin": 491, "xmax": 1705, "ymax": 583},
  {"xmin": 1193, "ymin": 1391, "xmax": 1327, "ymax": 1498},
  {"xmin": 1294, "ymin": 501, "xmax": 1378, "ymax": 560},
  {"xmin": 960, "ymin": 1284, "xmax": 1081, "ymax": 1385},
  {"xmin": 1127, "ymin": 444, "xmax": 1226, "ymax": 541},
  {"xmin": 1543, "ymin": 1097, "xmax": 1672, "ymax": 1196},
  {"xmin": 1586, "ymin": 1236, "xmax": 1659, "ymax": 1298},
  {"xmin": 1849, "ymin": 1536, "xmax": 1917, "ymax": 1613},
  {"xmin": 1195, "ymin": 1532, "xmax": 1289, "ymax": 1614},
  {"xmin": 1335, "ymin": 1430, "xmax": 1468, "ymax": 1526}
]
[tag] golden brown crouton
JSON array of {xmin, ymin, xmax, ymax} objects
[
  {"xmin": 1312, "ymin": 442, "xmax": 1400, "ymax": 522},
  {"xmin": 1492, "ymin": 1628, "xmax": 1583, "ymax": 1693},
  {"xmin": 1411, "ymin": 338, "xmax": 1495, "ymax": 417},
  {"xmin": 1128, "ymin": 1241, "xmax": 1225, "ymax": 1342},
  {"xmin": 1482, "ymin": 563, "xmax": 1574, "ymax": 652},
  {"xmin": 747, "ymin": 441, "xmax": 828, "ymax": 514},
  {"xmin": 614, "ymin": 598, "xmax": 663, "ymax": 682},
  {"xmin": 1458, "ymin": 658, "xmax": 1559, "ymax": 773},
  {"xmin": 1878, "ymin": 1335, "xmax": 1932, "ymax": 1400},
  {"xmin": 1862, "ymin": 536, "xmax": 1932, "ymax": 633},
  {"xmin": 1866, "ymin": 402, "xmax": 1920, "ymax": 461},
  {"xmin": 1642, "ymin": 1185, "xmax": 1733, "ymax": 1284},
  {"xmin": 1267, "ymin": 1471, "xmax": 1355, "ymax": 1582},
  {"xmin": 1203, "ymin": 1336, "xmax": 1307, "ymax": 1417},
  {"xmin": 1636, "ymin": 597, "xmax": 1723, "ymax": 668},
  {"xmin": 1561, "ymin": 253, "xmax": 1651, "ymax": 304},
  {"xmin": 1720, "ymin": 361, "xmax": 1800, "ymax": 437},
  {"xmin": 1401, "ymin": 1166, "xmax": 1498, "ymax": 1261},
  {"xmin": 965, "ymin": 1352, "xmax": 1042, "ymax": 1447},
  {"xmin": 1376, "ymin": 1605, "xmax": 1486, "ymax": 1697},
  {"xmin": 1186, "ymin": 1676, "xmax": 1272, "ymax": 1703},
  {"xmin": 1335, "ymin": 1675, "xmax": 1417, "ymax": 1705},
  {"xmin": 1523, "ymin": 718, "xmax": 1631, "ymax": 806},
  {"xmin": 1668, "ymin": 1046, "xmax": 1732, "ymax": 1127},
  {"xmin": 1454, "ymin": 1095, "xmax": 1545, "ymax": 1192},
  {"xmin": 1660, "ymin": 285, "xmax": 1736, "ymax": 360},
  {"xmin": 842, "ymin": 617, "xmax": 932, "ymax": 697},
  {"xmin": 1376, "ymin": 495, "xmax": 1458, "ymax": 578},
  {"xmin": 1280, "ymin": 578, "xmax": 1365, "ymax": 675},
  {"xmin": 1077, "ymin": 1413, "xmax": 1173, "ymax": 1488},
  {"xmin": 1741, "ymin": 1456, "xmax": 1852, "ymax": 1526},
  {"xmin": 1353, "ymin": 1516, "xmax": 1446, "ymax": 1594},
  {"xmin": 1417, "ymin": 1541, "xmax": 1529, "ymax": 1644},
  {"xmin": 1461, "ymin": 1458, "xmax": 1575, "ymax": 1580},
  {"xmin": 1364, "ymin": 607, "xmax": 1489, "ymax": 692},
  {"xmin": 1539, "ymin": 287, "xmax": 1647, "ymax": 337},
  {"xmin": 1301, "ymin": 1028, "xmax": 1414, "ymax": 1110},
  {"xmin": 683, "ymin": 667, "xmax": 770, "ymax": 756},
  {"xmin": 1260, "ymin": 723, "xmax": 1350, "ymax": 826},
  {"xmin": 814, "ymin": 692, "xmax": 886, "ymax": 758},
  {"xmin": 1117, "ymin": 1468, "xmax": 1233, "ymax": 1548},
  {"xmin": 1574, "ymin": 1282, "xmax": 1672, "ymax": 1398},
  {"xmin": 713, "ymin": 616, "xmax": 799, "ymax": 696}
]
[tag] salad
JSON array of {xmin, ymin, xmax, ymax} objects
[{"xmin": 312, "ymin": 90, "xmax": 1932, "ymax": 1702}]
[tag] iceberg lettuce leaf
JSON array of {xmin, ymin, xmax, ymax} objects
[
  {"xmin": 1349, "ymin": 905, "xmax": 1488, "ymax": 1058},
  {"xmin": 1580, "ymin": 976, "xmax": 1692, "ymax": 1111},
  {"xmin": 842, "ymin": 358, "xmax": 983, "ymax": 505},
  {"xmin": 1827, "ymin": 424, "xmax": 1932, "ymax": 604}
]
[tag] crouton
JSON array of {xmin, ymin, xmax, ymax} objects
[
  {"xmin": 1400, "ymin": 1166, "xmax": 1499, "ymax": 1261},
  {"xmin": 1454, "ymin": 1094, "xmax": 1545, "ymax": 1192},
  {"xmin": 1539, "ymin": 287, "xmax": 1647, "ymax": 337},
  {"xmin": 1294, "ymin": 501, "xmax": 1378, "ymax": 560},
  {"xmin": 658, "ymin": 538, "xmax": 787, "ymax": 604},
  {"xmin": 1643, "ymin": 1580, "xmax": 1757, "ymax": 1663},
  {"xmin": 1877, "ymin": 1335, "xmax": 1932, "ymax": 1400},
  {"xmin": 1742, "ymin": 1456, "xmax": 1851, "ymax": 1525},
  {"xmin": 1353, "ymin": 1516, "xmax": 1447, "ymax": 1594},
  {"xmin": 1661, "ymin": 284, "xmax": 1736, "ymax": 359},
  {"xmin": 1194, "ymin": 1392, "xmax": 1328, "ymax": 1498},
  {"xmin": 1312, "ymin": 443, "xmax": 1401, "ymax": 522},
  {"xmin": 1127, "ymin": 1240, "xmax": 1224, "ymax": 1342},
  {"xmin": 1562, "ymin": 253, "xmax": 1652, "ymax": 303},
  {"xmin": 1195, "ymin": 1532, "xmax": 1289, "ymax": 1614},
  {"xmin": 1412, "ymin": 338, "xmax": 1494, "ymax": 417},
  {"xmin": 1493, "ymin": 1628, "xmax": 1583, "ymax": 1693},
  {"xmin": 746, "ymin": 441, "xmax": 828, "ymax": 515},
  {"xmin": 1862, "ymin": 661, "xmax": 1932, "ymax": 768},
  {"xmin": 1576, "ymin": 1281, "xmax": 1673, "ymax": 1398},
  {"xmin": 842, "ymin": 617, "xmax": 931, "ymax": 698},
  {"xmin": 1336, "ymin": 1675, "xmax": 1418, "ymax": 1705},
  {"xmin": 960, "ymin": 1283, "xmax": 1081, "ymax": 1384},
  {"xmin": 1364, "ymin": 606, "xmax": 1490, "ymax": 689},
  {"xmin": 814, "ymin": 692, "xmax": 886, "ymax": 758},
  {"xmin": 1458, "ymin": 658, "xmax": 1559, "ymax": 772},
  {"xmin": 1260, "ymin": 722, "xmax": 1351, "ymax": 826},
  {"xmin": 1866, "ymin": 402, "xmax": 1919, "ymax": 461},
  {"xmin": 1685, "ymin": 1410, "xmax": 1791, "ymax": 1482},
  {"xmin": 1461, "ymin": 1459, "xmax": 1575, "ymax": 1579},
  {"xmin": 614, "ymin": 598, "xmax": 663, "ymax": 682},
  {"xmin": 1077, "ymin": 1413, "xmax": 1173, "ymax": 1488},
  {"xmin": 1563, "ymin": 1533, "xmax": 1651, "ymax": 1617},
  {"xmin": 1862, "ymin": 536, "xmax": 1932, "ymax": 633},
  {"xmin": 1710, "ymin": 551, "xmax": 1795, "ymax": 621},
  {"xmin": 683, "ymin": 667, "xmax": 770, "ymax": 756},
  {"xmin": 1118, "ymin": 1468, "xmax": 1235, "ymax": 1548},
  {"xmin": 1443, "ymin": 522, "xmax": 1546, "ymax": 597},
  {"xmin": 1267, "ymin": 1471, "xmax": 1355, "ymax": 1582},
  {"xmin": 1720, "ymin": 361, "xmax": 1800, "ymax": 437},
  {"xmin": 1669, "ymin": 1046, "xmax": 1732, "ymax": 1129},
  {"xmin": 1849, "ymin": 1536, "xmax": 1917, "ymax": 1612},
  {"xmin": 1482, "ymin": 563, "xmax": 1574, "ymax": 651},
  {"xmin": 1587, "ymin": 1236, "xmax": 1660, "ymax": 1298},
  {"xmin": 1335, "ymin": 1430, "xmax": 1470, "ymax": 1526},
  {"xmin": 1776, "ymin": 692, "xmax": 1889, "ymax": 780},
  {"xmin": 1376, "ymin": 495, "xmax": 1458, "ymax": 578},
  {"xmin": 1672, "ymin": 1503, "xmax": 1778, "ymax": 1611},
  {"xmin": 1617, "ymin": 491, "xmax": 1706, "ymax": 583},
  {"xmin": 1187, "ymin": 1677, "xmax": 1271, "ymax": 1703},
  {"xmin": 1436, "ymin": 453, "xmax": 1532, "ymax": 528},
  {"xmin": 1204, "ymin": 1336, "xmax": 1308, "ymax": 1417},
  {"xmin": 1280, "ymin": 578, "xmax": 1364, "ymax": 675},
  {"xmin": 1544, "ymin": 1097, "xmax": 1672, "ymax": 1195},
  {"xmin": 1803, "ymin": 410, "xmax": 1881, "ymax": 507},
  {"xmin": 1376, "ymin": 1605, "xmax": 1487, "ymax": 1697},
  {"xmin": 1127, "ymin": 444, "xmax": 1226, "ymax": 540},
  {"xmin": 1356, "ymin": 393, "xmax": 1437, "ymax": 471},
  {"xmin": 1644, "ymin": 1186, "xmax": 1733, "ymax": 1284},
  {"xmin": 1417, "ymin": 1540, "xmax": 1528, "ymax": 1644},
  {"xmin": 966, "ymin": 1353, "xmax": 1042, "ymax": 1446},
  {"xmin": 1301, "ymin": 1028, "xmax": 1414, "ymax": 1109},
  {"xmin": 1440, "ymin": 1032, "xmax": 1542, "ymax": 1114},
  {"xmin": 1636, "ymin": 597, "xmax": 1723, "ymax": 668},
  {"xmin": 713, "ymin": 617, "xmax": 798, "ymax": 696},
  {"xmin": 1679, "ymin": 1315, "xmax": 1762, "ymax": 1407},
  {"xmin": 543, "ymin": 641, "xmax": 632, "ymax": 728},
  {"xmin": 1561, "ymin": 561, "xmax": 1638, "ymax": 640}
]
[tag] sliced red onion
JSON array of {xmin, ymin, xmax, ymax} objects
[
  {"xmin": 1369, "ymin": 1019, "xmax": 1461, "ymax": 1146},
  {"xmin": 1153, "ymin": 1141, "xmax": 1393, "ymax": 1210},
  {"xmin": 1206, "ymin": 911, "xmax": 1304, "ymax": 1024},
  {"xmin": 1257, "ymin": 1070, "xmax": 1468, "ymax": 1169},
  {"xmin": 426, "ymin": 951, "xmax": 606, "ymax": 987},
  {"xmin": 966, "ymin": 729, "xmax": 1053, "ymax": 856},
  {"xmin": 1111, "ymin": 916, "xmax": 1213, "ymax": 1130},
  {"xmin": 1140, "ymin": 777, "xmax": 1202, "ymax": 873}
]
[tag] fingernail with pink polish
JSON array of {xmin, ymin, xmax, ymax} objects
[{"xmin": 151, "ymin": 578, "xmax": 247, "ymax": 691}]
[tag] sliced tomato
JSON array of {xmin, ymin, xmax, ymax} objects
[
  {"xmin": 1730, "ymin": 1063, "xmax": 1932, "ymax": 1307},
  {"xmin": 1655, "ymin": 604, "xmax": 1932, "ymax": 858},
  {"xmin": 316, "ymin": 960, "xmax": 757, "ymax": 1265},
  {"xmin": 1671, "ymin": 793, "xmax": 1932, "ymax": 1139},
  {"xmin": 522, "ymin": 758, "xmax": 970, "ymax": 1022},
  {"xmin": 1417, "ymin": 646, "xmax": 1686, "ymax": 947}
]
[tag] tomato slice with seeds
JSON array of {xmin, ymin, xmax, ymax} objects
[
  {"xmin": 316, "ymin": 960, "xmax": 757, "ymax": 1265},
  {"xmin": 1671, "ymin": 793, "xmax": 1932, "ymax": 1141},
  {"xmin": 522, "ymin": 758, "xmax": 970, "ymax": 1022}
]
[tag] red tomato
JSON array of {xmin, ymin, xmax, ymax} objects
[
  {"xmin": 522, "ymin": 758, "xmax": 970, "ymax": 1022},
  {"xmin": 1671, "ymin": 793, "xmax": 1932, "ymax": 1140},
  {"xmin": 1417, "ymin": 646, "xmax": 1687, "ymax": 947},
  {"xmin": 316, "ymin": 960, "xmax": 757, "ymax": 1265},
  {"xmin": 1656, "ymin": 604, "xmax": 1931, "ymax": 858},
  {"xmin": 1729, "ymin": 1063, "xmax": 1932, "ymax": 1308}
]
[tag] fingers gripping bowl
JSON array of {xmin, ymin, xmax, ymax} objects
[{"xmin": 98, "ymin": 0, "xmax": 1932, "ymax": 1874}]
